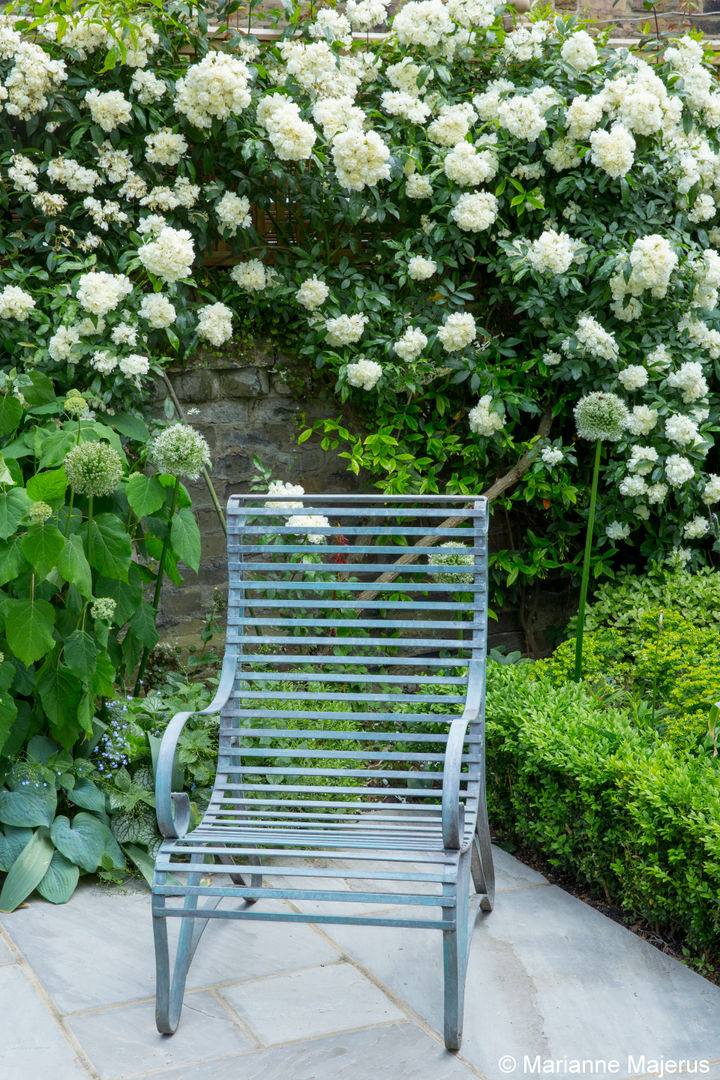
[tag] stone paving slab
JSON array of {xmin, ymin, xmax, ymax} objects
[{"xmin": 0, "ymin": 846, "xmax": 719, "ymax": 1080}]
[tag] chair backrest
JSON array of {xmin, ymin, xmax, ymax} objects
[{"xmin": 213, "ymin": 494, "xmax": 488, "ymax": 826}]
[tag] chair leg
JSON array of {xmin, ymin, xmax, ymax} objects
[
  {"xmin": 153, "ymin": 871, "xmax": 214, "ymax": 1035},
  {"xmin": 442, "ymin": 852, "xmax": 471, "ymax": 1051},
  {"xmin": 215, "ymin": 851, "xmax": 263, "ymax": 901},
  {"xmin": 471, "ymin": 777, "xmax": 495, "ymax": 913}
]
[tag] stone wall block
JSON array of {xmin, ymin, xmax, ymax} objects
[
  {"xmin": 167, "ymin": 368, "xmax": 220, "ymax": 403},
  {"xmin": 221, "ymin": 368, "xmax": 269, "ymax": 398}
]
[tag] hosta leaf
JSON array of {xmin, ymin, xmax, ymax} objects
[
  {"xmin": 0, "ymin": 488, "xmax": 31, "ymax": 540},
  {"xmin": 0, "ymin": 826, "xmax": 33, "ymax": 872},
  {"xmin": 0, "ymin": 787, "xmax": 57, "ymax": 828},
  {"xmin": 0, "ymin": 827, "xmax": 54, "ymax": 912},
  {"xmin": 126, "ymin": 473, "xmax": 166, "ymax": 518},
  {"xmin": 56, "ymin": 534, "xmax": 92, "ymax": 598},
  {"xmin": 26, "ymin": 467, "xmax": 67, "ymax": 505},
  {"xmin": 36, "ymin": 850, "xmax": 80, "ymax": 904},
  {"xmin": 121, "ymin": 841, "xmax": 157, "ymax": 887},
  {"xmin": 3, "ymin": 598, "xmax": 56, "ymax": 666},
  {"xmin": 171, "ymin": 507, "xmax": 201, "ymax": 573},
  {"xmin": 50, "ymin": 812, "xmax": 106, "ymax": 873},
  {"xmin": 68, "ymin": 777, "xmax": 106, "ymax": 814},
  {"xmin": 21, "ymin": 524, "xmax": 65, "ymax": 578},
  {"xmin": 63, "ymin": 630, "xmax": 98, "ymax": 681},
  {"xmin": 88, "ymin": 514, "xmax": 132, "ymax": 580}
]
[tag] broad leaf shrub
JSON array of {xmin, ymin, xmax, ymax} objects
[
  {"xmin": 4, "ymin": 1, "xmax": 720, "ymax": 612},
  {"xmin": 485, "ymin": 660, "xmax": 720, "ymax": 961}
]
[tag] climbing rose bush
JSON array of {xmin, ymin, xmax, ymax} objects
[{"xmin": 3, "ymin": 0, "xmax": 720, "ymax": 594}]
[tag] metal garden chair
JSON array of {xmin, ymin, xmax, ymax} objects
[{"xmin": 152, "ymin": 494, "xmax": 494, "ymax": 1051}]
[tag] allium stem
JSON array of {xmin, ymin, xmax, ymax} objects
[
  {"xmin": 573, "ymin": 438, "xmax": 602, "ymax": 682},
  {"xmin": 133, "ymin": 476, "xmax": 179, "ymax": 696},
  {"xmin": 87, "ymin": 495, "xmax": 94, "ymax": 566}
]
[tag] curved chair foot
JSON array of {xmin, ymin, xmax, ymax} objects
[
  {"xmin": 442, "ymin": 852, "xmax": 471, "ymax": 1052},
  {"xmin": 471, "ymin": 790, "xmax": 495, "ymax": 912},
  {"xmin": 153, "ymin": 908, "xmax": 194, "ymax": 1034}
]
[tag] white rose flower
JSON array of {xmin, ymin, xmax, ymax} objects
[
  {"xmin": 561, "ymin": 30, "xmax": 598, "ymax": 72},
  {"xmin": 665, "ymin": 454, "xmax": 694, "ymax": 487},
  {"xmin": 216, "ymin": 192, "xmax": 252, "ymax": 234},
  {"xmin": 408, "ymin": 256, "xmax": 437, "ymax": 281},
  {"xmin": 618, "ymin": 366, "xmax": 649, "ymax": 392},
  {"xmin": 85, "ymin": 88, "xmax": 132, "ymax": 132},
  {"xmin": 450, "ymin": 191, "xmax": 498, "ymax": 232},
  {"xmin": 684, "ymin": 516, "xmax": 709, "ymax": 539},
  {"xmin": 589, "ymin": 124, "xmax": 636, "ymax": 179},
  {"xmin": 76, "ymin": 272, "xmax": 133, "ymax": 315},
  {"xmin": 438, "ymin": 312, "xmax": 476, "ymax": 352},
  {"xmin": 468, "ymin": 394, "xmax": 504, "ymax": 436},
  {"xmin": 0, "ymin": 285, "xmax": 35, "ymax": 320},
  {"xmin": 144, "ymin": 129, "xmax": 188, "ymax": 167},
  {"xmin": 231, "ymin": 259, "xmax": 269, "ymax": 292},
  {"xmin": 325, "ymin": 313, "xmax": 368, "ymax": 346},
  {"xmin": 346, "ymin": 358, "xmax": 382, "ymax": 389},
  {"xmin": 296, "ymin": 276, "xmax": 330, "ymax": 311},
  {"xmin": 138, "ymin": 227, "xmax": 195, "ymax": 283},
  {"xmin": 139, "ymin": 293, "xmax": 177, "ymax": 328},
  {"xmin": 119, "ymin": 354, "xmax": 150, "ymax": 378},
  {"xmin": 196, "ymin": 302, "xmax": 233, "ymax": 346},
  {"xmin": 393, "ymin": 327, "xmax": 428, "ymax": 361}
]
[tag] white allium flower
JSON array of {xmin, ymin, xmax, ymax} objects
[
  {"xmin": 64, "ymin": 441, "xmax": 123, "ymax": 497},
  {"xmin": 286, "ymin": 514, "xmax": 330, "ymax": 544},
  {"xmin": 406, "ymin": 173, "xmax": 433, "ymax": 199},
  {"xmin": 331, "ymin": 129, "xmax": 391, "ymax": 191},
  {"xmin": 498, "ymin": 96, "xmax": 547, "ymax": 142},
  {"xmin": 665, "ymin": 413, "xmax": 700, "ymax": 447},
  {"xmin": 144, "ymin": 128, "xmax": 188, "ymax": 166},
  {"xmin": 667, "ymin": 361, "xmax": 708, "ymax": 404},
  {"xmin": 393, "ymin": 327, "xmax": 428, "ymax": 361},
  {"xmin": 618, "ymin": 365, "xmax": 649, "ymax": 392},
  {"xmin": 0, "ymin": 285, "xmax": 35, "ymax": 320},
  {"xmin": 444, "ymin": 142, "xmax": 498, "ymax": 186},
  {"xmin": 174, "ymin": 52, "xmax": 251, "ymax": 129},
  {"xmin": 296, "ymin": 276, "xmax": 330, "ymax": 311},
  {"xmin": 574, "ymin": 392, "xmax": 629, "ymax": 441},
  {"xmin": 561, "ymin": 30, "xmax": 598, "ymax": 72},
  {"xmin": 231, "ymin": 259, "xmax": 269, "ymax": 292},
  {"xmin": 408, "ymin": 256, "xmax": 437, "ymax": 281},
  {"xmin": 665, "ymin": 454, "xmax": 694, "ymax": 487},
  {"xmin": 527, "ymin": 229, "xmax": 578, "ymax": 275},
  {"xmin": 85, "ymin": 88, "xmax": 132, "ymax": 132},
  {"xmin": 468, "ymin": 394, "xmax": 504, "ymax": 437},
  {"xmin": 619, "ymin": 474, "xmax": 648, "ymax": 498},
  {"xmin": 266, "ymin": 480, "xmax": 305, "ymax": 509},
  {"xmin": 130, "ymin": 69, "xmax": 166, "ymax": 104},
  {"xmin": 151, "ymin": 423, "xmax": 211, "ymax": 480},
  {"xmin": 392, "ymin": 0, "xmax": 453, "ymax": 47},
  {"xmin": 428, "ymin": 103, "xmax": 476, "ymax": 148},
  {"xmin": 606, "ymin": 520, "xmax": 631, "ymax": 540},
  {"xmin": 450, "ymin": 191, "xmax": 498, "ymax": 232},
  {"xmin": 196, "ymin": 302, "xmax": 233, "ymax": 346},
  {"xmin": 76, "ymin": 272, "xmax": 132, "ymax": 316},
  {"xmin": 628, "ymin": 445, "xmax": 659, "ymax": 475},
  {"xmin": 427, "ymin": 542, "xmax": 475, "ymax": 585},
  {"xmin": 438, "ymin": 312, "xmax": 477, "ymax": 352},
  {"xmin": 325, "ymin": 313, "xmax": 368, "ymax": 346},
  {"xmin": 346, "ymin": 358, "xmax": 382, "ymax": 389},
  {"xmin": 702, "ymin": 474, "xmax": 720, "ymax": 504},
  {"xmin": 313, "ymin": 97, "xmax": 365, "ymax": 140},
  {"xmin": 139, "ymin": 293, "xmax": 176, "ymax": 328},
  {"xmin": 541, "ymin": 447, "xmax": 564, "ymax": 466},
  {"xmin": 48, "ymin": 325, "xmax": 80, "ymax": 362},
  {"xmin": 138, "ymin": 226, "xmax": 195, "ymax": 283},
  {"xmin": 684, "ymin": 516, "xmax": 709, "ymax": 539},
  {"xmin": 119, "ymin": 354, "xmax": 150, "ymax": 378},
  {"xmin": 589, "ymin": 123, "xmax": 636, "ymax": 179},
  {"xmin": 216, "ymin": 192, "xmax": 252, "ymax": 234}
]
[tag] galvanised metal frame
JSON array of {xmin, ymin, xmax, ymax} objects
[{"xmin": 152, "ymin": 494, "xmax": 495, "ymax": 1051}]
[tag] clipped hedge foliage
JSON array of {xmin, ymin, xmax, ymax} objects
[{"xmin": 485, "ymin": 661, "xmax": 720, "ymax": 960}]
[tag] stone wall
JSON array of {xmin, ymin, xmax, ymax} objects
[{"xmin": 154, "ymin": 348, "xmax": 576, "ymax": 657}]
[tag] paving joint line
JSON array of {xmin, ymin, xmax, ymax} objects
[{"xmin": 0, "ymin": 920, "xmax": 101, "ymax": 1080}]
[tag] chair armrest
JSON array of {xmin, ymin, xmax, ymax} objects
[
  {"xmin": 155, "ymin": 653, "xmax": 237, "ymax": 838},
  {"xmin": 441, "ymin": 660, "xmax": 484, "ymax": 850}
]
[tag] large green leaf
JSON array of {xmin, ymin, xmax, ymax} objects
[
  {"xmin": 0, "ymin": 827, "xmax": 54, "ymax": 912},
  {"xmin": 56, "ymin": 533, "xmax": 92, "ymax": 598},
  {"xmin": 0, "ymin": 826, "xmax": 32, "ymax": 872},
  {"xmin": 0, "ymin": 691, "xmax": 17, "ymax": 757},
  {"xmin": 36, "ymin": 662, "xmax": 84, "ymax": 748},
  {"xmin": 3, "ymin": 598, "xmax": 56, "ymax": 666},
  {"xmin": 0, "ymin": 536, "xmax": 26, "ymax": 586},
  {"xmin": 22, "ymin": 371, "xmax": 55, "ymax": 407},
  {"xmin": 38, "ymin": 428, "xmax": 75, "ymax": 468},
  {"xmin": 121, "ymin": 841, "xmax": 157, "ymax": 887},
  {"xmin": 63, "ymin": 630, "xmax": 98, "ymax": 681},
  {"xmin": 88, "ymin": 514, "xmax": 132, "ymax": 580},
  {"xmin": 171, "ymin": 507, "xmax": 201, "ymax": 573},
  {"xmin": 36, "ymin": 849, "xmax": 80, "ymax": 904},
  {"xmin": 95, "ymin": 565, "xmax": 143, "ymax": 626},
  {"xmin": 93, "ymin": 652, "xmax": 116, "ymax": 698},
  {"xmin": 0, "ymin": 395, "xmax": 22, "ymax": 437},
  {"xmin": 128, "ymin": 601, "xmax": 159, "ymax": 650},
  {"xmin": 26, "ymin": 467, "xmax": 67, "ymax": 505},
  {"xmin": 0, "ymin": 488, "xmax": 31, "ymax": 540},
  {"xmin": 111, "ymin": 412, "xmax": 150, "ymax": 442},
  {"xmin": 50, "ymin": 812, "xmax": 106, "ymax": 872},
  {"xmin": 0, "ymin": 787, "xmax": 57, "ymax": 828},
  {"xmin": 126, "ymin": 474, "xmax": 165, "ymax": 518},
  {"xmin": 69, "ymin": 777, "xmax": 106, "ymax": 814},
  {"xmin": 21, "ymin": 524, "xmax": 66, "ymax": 578}
]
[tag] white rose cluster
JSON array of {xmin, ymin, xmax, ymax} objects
[
  {"xmin": 408, "ymin": 256, "xmax": 437, "ymax": 281},
  {"xmin": 468, "ymin": 395, "xmax": 504, "ymax": 436},
  {"xmin": 47, "ymin": 157, "xmax": 100, "ymax": 193},
  {"xmin": 393, "ymin": 327, "xmax": 428, "ymax": 361},
  {"xmin": 331, "ymin": 129, "xmax": 391, "ymax": 191},
  {"xmin": 567, "ymin": 314, "xmax": 619, "ymax": 363},
  {"xmin": 196, "ymin": 302, "xmax": 234, "ymax": 346},
  {"xmin": 392, "ymin": 0, "xmax": 453, "ymax": 47},
  {"xmin": 444, "ymin": 142, "xmax": 498, "ymax": 186},
  {"xmin": 216, "ymin": 192, "xmax": 252, "ymax": 234},
  {"xmin": 174, "ymin": 52, "xmax": 251, "ymax": 129},
  {"xmin": 76, "ymin": 272, "xmax": 133, "ymax": 315},
  {"xmin": 325, "ymin": 313, "xmax": 368, "ymax": 346},
  {"xmin": 231, "ymin": 260, "xmax": 270, "ymax": 292},
  {"xmin": 451, "ymin": 191, "xmax": 498, "ymax": 232},
  {"xmin": 138, "ymin": 227, "xmax": 195, "ymax": 283},
  {"xmin": 438, "ymin": 312, "xmax": 476, "ymax": 352},
  {"xmin": 346, "ymin": 358, "xmax": 383, "ymax": 389},
  {"xmin": 313, "ymin": 97, "xmax": 365, "ymax": 140},
  {"xmin": 527, "ymin": 229, "xmax": 579, "ymax": 275},
  {"xmin": 296, "ymin": 276, "xmax": 330, "ymax": 311},
  {"xmin": 85, "ymin": 89, "xmax": 132, "ymax": 132},
  {"xmin": 0, "ymin": 285, "xmax": 35, "ymax": 320},
  {"xmin": 561, "ymin": 30, "xmax": 598, "ymax": 72},
  {"xmin": 5, "ymin": 42, "xmax": 67, "ymax": 120},
  {"xmin": 667, "ymin": 361, "xmax": 708, "ymax": 403},
  {"xmin": 257, "ymin": 94, "xmax": 317, "ymax": 161},
  {"xmin": 266, "ymin": 480, "xmax": 305, "ymax": 510},
  {"xmin": 589, "ymin": 124, "xmax": 636, "ymax": 179},
  {"xmin": 144, "ymin": 129, "xmax": 188, "ymax": 167},
  {"xmin": 140, "ymin": 293, "xmax": 176, "ymax": 328},
  {"xmin": 428, "ymin": 104, "xmax": 477, "ymax": 148}
]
